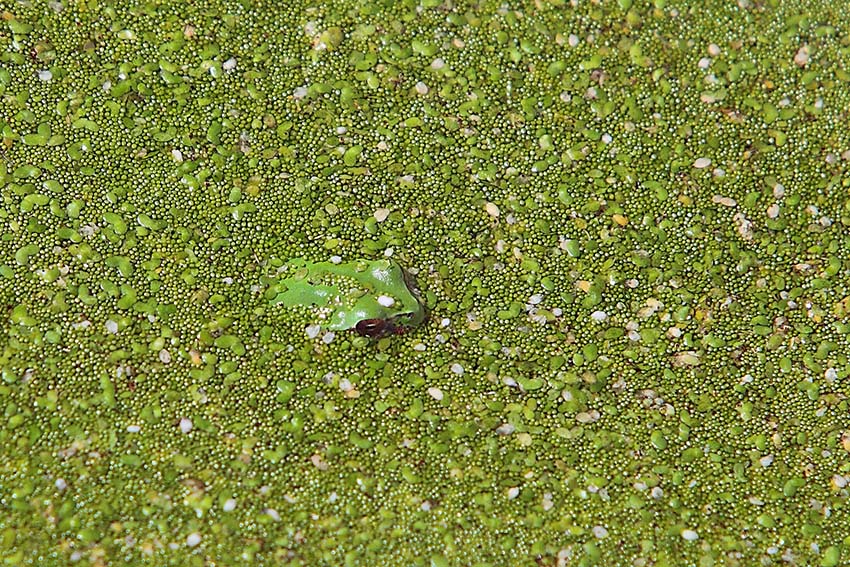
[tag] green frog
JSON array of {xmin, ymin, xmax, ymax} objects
[{"xmin": 269, "ymin": 258, "xmax": 426, "ymax": 338}]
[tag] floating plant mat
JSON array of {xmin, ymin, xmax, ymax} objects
[{"xmin": 3, "ymin": 1, "xmax": 850, "ymax": 566}]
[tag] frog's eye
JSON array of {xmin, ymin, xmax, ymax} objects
[{"xmin": 355, "ymin": 318, "xmax": 390, "ymax": 338}]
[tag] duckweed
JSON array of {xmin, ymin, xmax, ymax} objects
[{"xmin": 2, "ymin": 0, "xmax": 850, "ymax": 566}]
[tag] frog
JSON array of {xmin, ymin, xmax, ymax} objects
[{"xmin": 269, "ymin": 258, "xmax": 426, "ymax": 338}]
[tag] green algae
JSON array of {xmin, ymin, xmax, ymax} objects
[
  {"xmin": 270, "ymin": 258, "xmax": 425, "ymax": 332},
  {"xmin": 1, "ymin": 0, "xmax": 850, "ymax": 566}
]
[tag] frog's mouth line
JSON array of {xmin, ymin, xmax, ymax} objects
[{"xmin": 401, "ymin": 267, "xmax": 422, "ymax": 300}]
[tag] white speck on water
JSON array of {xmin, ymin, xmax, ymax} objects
[
  {"xmin": 311, "ymin": 454, "xmax": 328, "ymax": 470},
  {"xmin": 420, "ymin": 501, "xmax": 432, "ymax": 511},
  {"xmin": 759, "ymin": 455, "xmax": 774, "ymax": 467},
  {"xmin": 127, "ymin": 425, "xmax": 141, "ymax": 433},
  {"xmin": 711, "ymin": 195, "xmax": 737, "ymax": 207},
  {"xmin": 794, "ymin": 45, "xmax": 810, "ymax": 67},
  {"xmin": 507, "ymin": 487, "xmax": 520, "ymax": 499},
  {"xmin": 450, "ymin": 363, "xmax": 464, "ymax": 375},
  {"xmin": 439, "ymin": 318, "xmax": 451, "ymax": 328},
  {"xmin": 767, "ymin": 203, "xmax": 780, "ymax": 219},
  {"xmin": 305, "ymin": 324, "xmax": 321, "ymax": 339},
  {"xmin": 293, "ymin": 86, "xmax": 308, "ymax": 99},
  {"xmin": 698, "ymin": 57, "xmax": 711, "ymax": 69},
  {"xmin": 171, "ymin": 149, "xmax": 183, "ymax": 162},
  {"xmin": 651, "ymin": 486, "xmax": 664, "ymax": 499},
  {"xmin": 414, "ymin": 81, "xmax": 429, "ymax": 94},
  {"xmin": 223, "ymin": 57, "xmax": 237, "ymax": 71},
  {"xmin": 377, "ymin": 295, "xmax": 395, "ymax": 307},
  {"xmin": 693, "ymin": 157, "xmax": 712, "ymax": 168},
  {"xmin": 38, "ymin": 70, "xmax": 53, "ymax": 81},
  {"xmin": 529, "ymin": 294, "xmax": 543, "ymax": 305},
  {"xmin": 374, "ymin": 208, "xmax": 390, "ymax": 222},
  {"xmin": 413, "ymin": 343, "xmax": 426, "ymax": 351},
  {"xmin": 179, "ymin": 418, "xmax": 193, "ymax": 434},
  {"xmin": 159, "ymin": 349, "xmax": 172, "ymax": 363},
  {"xmin": 321, "ymin": 332, "xmax": 335, "ymax": 344},
  {"xmin": 329, "ymin": 255, "xmax": 342, "ymax": 264},
  {"xmin": 485, "ymin": 202, "xmax": 500, "ymax": 217},
  {"xmin": 496, "ymin": 423, "xmax": 515, "ymax": 435},
  {"xmin": 383, "ymin": 247, "xmax": 394, "ymax": 257},
  {"xmin": 576, "ymin": 410, "xmax": 600, "ymax": 424},
  {"xmin": 590, "ymin": 310, "xmax": 608, "ymax": 322},
  {"xmin": 592, "ymin": 526, "xmax": 608, "ymax": 539},
  {"xmin": 681, "ymin": 529, "xmax": 699, "ymax": 541},
  {"xmin": 430, "ymin": 58, "xmax": 445, "ymax": 70},
  {"xmin": 55, "ymin": 478, "xmax": 67, "ymax": 490},
  {"xmin": 186, "ymin": 533, "xmax": 201, "ymax": 547},
  {"xmin": 552, "ymin": 307, "xmax": 563, "ymax": 316},
  {"xmin": 105, "ymin": 320, "xmax": 118, "ymax": 334},
  {"xmin": 825, "ymin": 368, "xmax": 838, "ymax": 382},
  {"xmin": 264, "ymin": 508, "xmax": 281, "ymax": 521},
  {"xmin": 427, "ymin": 387, "xmax": 443, "ymax": 401},
  {"xmin": 568, "ymin": 34, "xmax": 579, "ymax": 47},
  {"xmin": 71, "ymin": 321, "xmax": 93, "ymax": 331},
  {"xmin": 601, "ymin": 133, "xmax": 612, "ymax": 144},
  {"xmin": 708, "ymin": 43, "xmax": 721, "ymax": 56},
  {"xmin": 339, "ymin": 378, "xmax": 353, "ymax": 392},
  {"xmin": 223, "ymin": 498, "xmax": 236, "ymax": 512}
]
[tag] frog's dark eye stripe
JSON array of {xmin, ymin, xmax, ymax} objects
[{"xmin": 355, "ymin": 318, "xmax": 390, "ymax": 338}]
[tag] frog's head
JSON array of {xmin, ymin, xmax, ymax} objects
[{"xmin": 271, "ymin": 258, "xmax": 427, "ymax": 337}]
